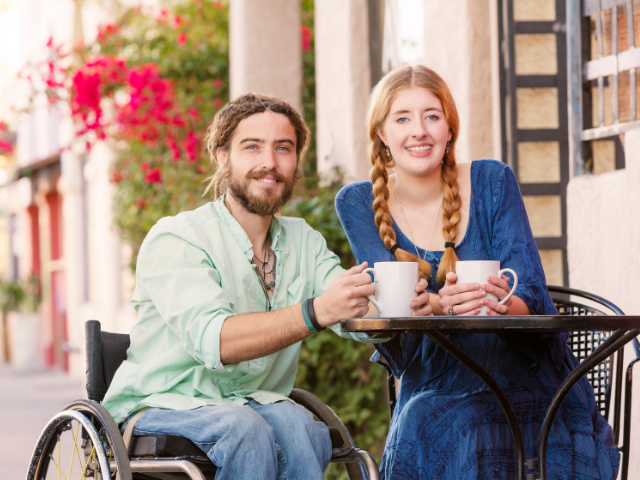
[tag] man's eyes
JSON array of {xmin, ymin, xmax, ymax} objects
[{"xmin": 244, "ymin": 144, "xmax": 291, "ymax": 152}]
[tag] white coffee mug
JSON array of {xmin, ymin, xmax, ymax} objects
[
  {"xmin": 455, "ymin": 260, "xmax": 518, "ymax": 316},
  {"xmin": 364, "ymin": 262, "xmax": 419, "ymax": 317}
]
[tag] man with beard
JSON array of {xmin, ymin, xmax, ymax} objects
[{"xmin": 102, "ymin": 93, "xmax": 432, "ymax": 480}]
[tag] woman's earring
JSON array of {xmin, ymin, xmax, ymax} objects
[
  {"xmin": 386, "ymin": 146, "xmax": 391, "ymax": 159},
  {"xmin": 445, "ymin": 141, "xmax": 451, "ymax": 154}
]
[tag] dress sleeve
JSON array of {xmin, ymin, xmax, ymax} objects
[
  {"xmin": 135, "ymin": 225, "xmax": 235, "ymax": 371},
  {"xmin": 335, "ymin": 185, "xmax": 418, "ymax": 375},
  {"xmin": 490, "ymin": 166, "xmax": 557, "ymax": 316},
  {"xmin": 489, "ymin": 166, "xmax": 566, "ymax": 370}
]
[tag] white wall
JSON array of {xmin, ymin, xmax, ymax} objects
[
  {"xmin": 567, "ymin": 129, "xmax": 640, "ymax": 315},
  {"xmin": 5, "ymin": 0, "xmax": 143, "ymax": 375}
]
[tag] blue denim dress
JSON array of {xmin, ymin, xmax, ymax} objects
[{"xmin": 335, "ymin": 160, "xmax": 619, "ymax": 479}]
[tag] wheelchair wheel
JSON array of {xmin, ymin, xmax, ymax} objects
[{"xmin": 27, "ymin": 399, "xmax": 132, "ymax": 480}]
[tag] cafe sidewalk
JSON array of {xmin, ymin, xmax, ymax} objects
[{"xmin": 0, "ymin": 364, "xmax": 85, "ymax": 479}]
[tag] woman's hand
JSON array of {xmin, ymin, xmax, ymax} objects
[
  {"xmin": 482, "ymin": 274, "xmax": 513, "ymax": 315},
  {"xmin": 411, "ymin": 279, "xmax": 433, "ymax": 316},
  {"xmin": 438, "ymin": 272, "xmax": 486, "ymax": 316}
]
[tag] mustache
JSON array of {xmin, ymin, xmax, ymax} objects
[{"xmin": 245, "ymin": 169, "xmax": 289, "ymax": 183}]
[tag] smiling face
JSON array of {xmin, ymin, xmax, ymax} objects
[
  {"xmin": 217, "ymin": 110, "xmax": 299, "ymax": 216},
  {"xmin": 377, "ymin": 86, "xmax": 452, "ymax": 178}
]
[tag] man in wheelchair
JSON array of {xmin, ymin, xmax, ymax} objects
[{"xmin": 102, "ymin": 93, "xmax": 432, "ymax": 479}]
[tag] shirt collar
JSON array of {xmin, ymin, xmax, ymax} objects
[{"xmin": 213, "ymin": 195, "xmax": 282, "ymax": 261}]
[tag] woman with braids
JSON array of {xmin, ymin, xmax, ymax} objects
[{"xmin": 335, "ymin": 65, "xmax": 618, "ymax": 479}]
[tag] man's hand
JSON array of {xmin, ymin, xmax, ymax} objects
[
  {"xmin": 314, "ymin": 262, "xmax": 375, "ymax": 327},
  {"xmin": 411, "ymin": 279, "xmax": 433, "ymax": 316}
]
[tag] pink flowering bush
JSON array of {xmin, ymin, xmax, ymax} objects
[
  {"xmin": 24, "ymin": 1, "xmax": 228, "ymax": 264},
  {"xmin": 0, "ymin": 122, "xmax": 13, "ymax": 154}
]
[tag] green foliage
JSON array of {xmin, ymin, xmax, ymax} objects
[
  {"xmin": 96, "ymin": 1, "xmax": 229, "ymax": 268},
  {"xmin": 0, "ymin": 275, "xmax": 41, "ymax": 314},
  {"xmin": 284, "ymin": 177, "xmax": 390, "ymax": 477}
]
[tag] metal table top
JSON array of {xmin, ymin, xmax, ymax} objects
[{"xmin": 341, "ymin": 315, "xmax": 640, "ymax": 334}]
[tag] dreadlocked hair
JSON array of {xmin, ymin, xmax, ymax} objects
[
  {"xmin": 367, "ymin": 64, "xmax": 461, "ymax": 284},
  {"xmin": 204, "ymin": 92, "xmax": 311, "ymax": 199}
]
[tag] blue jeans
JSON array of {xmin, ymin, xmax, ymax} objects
[{"xmin": 124, "ymin": 400, "xmax": 332, "ymax": 480}]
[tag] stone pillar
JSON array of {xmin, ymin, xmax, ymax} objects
[
  {"xmin": 229, "ymin": 0, "xmax": 302, "ymax": 112},
  {"xmin": 83, "ymin": 143, "xmax": 121, "ymax": 334},
  {"xmin": 421, "ymin": 0, "xmax": 496, "ymax": 163},
  {"xmin": 315, "ymin": 0, "xmax": 371, "ymax": 181},
  {"xmin": 59, "ymin": 147, "xmax": 85, "ymax": 377}
]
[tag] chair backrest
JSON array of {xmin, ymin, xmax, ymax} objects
[
  {"xmin": 547, "ymin": 285, "xmax": 627, "ymax": 419},
  {"xmin": 86, "ymin": 320, "xmax": 131, "ymax": 402}
]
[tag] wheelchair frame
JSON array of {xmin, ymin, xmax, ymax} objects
[{"xmin": 25, "ymin": 320, "xmax": 380, "ymax": 480}]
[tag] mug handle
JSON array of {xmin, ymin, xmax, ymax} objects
[
  {"xmin": 363, "ymin": 268, "xmax": 382, "ymax": 312},
  {"xmin": 497, "ymin": 268, "xmax": 518, "ymax": 305}
]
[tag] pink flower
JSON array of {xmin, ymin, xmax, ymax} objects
[
  {"xmin": 196, "ymin": 165, "xmax": 206, "ymax": 174},
  {"xmin": 111, "ymin": 171, "xmax": 123, "ymax": 183},
  {"xmin": 177, "ymin": 33, "xmax": 187, "ymax": 46},
  {"xmin": 135, "ymin": 198, "xmax": 146, "ymax": 208},
  {"xmin": 141, "ymin": 162, "xmax": 151, "ymax": 171},
  {"xmin": 301, "ymin": 25, "xmax": 311, "ymax": 52},
  {"xmin": 213, "ymin": 2, "xmax": 224, "ymax": 10},
  {"xmin": 183, "ymin": 130, "xmax": 200, "ymax": 163},
  {"xmin": 0, "ymin": 137, "xmax": 13, "ymax": 154},
  {"xmin": 213, "ymin": 98, "xmax": 223, "ymax": 108},
  {"xmin": 144, "ymin": 168, "xmax": 162, "ymax": 184},
  {"xmin": 167, "ymin": 138, "xmax": 181, "ymax": 161},
  {"xmin": 213, "ymin": 79, "xmax": 223, "ymax": 89}
]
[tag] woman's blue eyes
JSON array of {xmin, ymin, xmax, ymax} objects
[{"xmin": 397, "ymin": 115, "xmax": 439, "ymax": 123}]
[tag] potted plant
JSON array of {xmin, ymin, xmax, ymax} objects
[{"xmin": 0, "ymin": 275, "xmax": 43, "ymax": 370}]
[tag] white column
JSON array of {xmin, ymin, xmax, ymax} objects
[
  {"xmin": 315, "ymin": 0, "xmax": 371, "ymax": 181},
  {"xmin": 59, "ymin": 147, "xmax": 85, "ymax": 377},
  {"xmin": 83, "ymin": 143, "xmax": 122, "ymax": 335},
  {"xmin": 229, "ymin": 0, "xmax": 302, "ymax": 112},
  {"xmin": 421, "ymin": 0, "xmax": 496, "ymax": 163}
]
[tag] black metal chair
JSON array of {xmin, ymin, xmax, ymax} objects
[
  {"xmin": 382, "ymin": 285, "xmax": 639, "ymax": 480},
  {"xmin": 26, "ymin": 320, "xmax": 379, "ymax": 480}
]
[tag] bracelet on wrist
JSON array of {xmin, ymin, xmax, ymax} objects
[{"xmin": 302, "ymin": 298, "xmax": 325, "ymax": 333}]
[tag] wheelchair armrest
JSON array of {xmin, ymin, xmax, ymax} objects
[{"xmin": 289, "ymin": 388, "xmax": 355, "ymax": 457}]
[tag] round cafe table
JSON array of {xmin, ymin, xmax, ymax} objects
[{"xmin": 340, "ymin": 315, "xmax": 640, "ymax": 480}]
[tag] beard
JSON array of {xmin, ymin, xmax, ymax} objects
[{"xmin": 225, "ymin": 159, "xmax": 298, "ymax": 216}]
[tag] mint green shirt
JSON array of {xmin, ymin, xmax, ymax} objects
[{"xmin": 103, "ymin": 196, "xmax": 387, "ymax": 423}]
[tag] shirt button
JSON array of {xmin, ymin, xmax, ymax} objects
[
  {"xmin": 253, "ymin": 359, "xmax": 259, "ymax": 363},
  {"xmin": 230, "ymin": 382, "xmax": 235, "ymax": 387}
]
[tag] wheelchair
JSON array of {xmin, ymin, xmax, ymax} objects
[{"xmin": 25, "ymin": 320, "xmax": 380, "ymax": 480}]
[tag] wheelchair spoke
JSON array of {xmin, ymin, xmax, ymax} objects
[
  {"xmin": 49, "ymin": 444, "xmax": 68, "ymax": 480},
  {"xmin": 68, "ymin": 422, "xmax": 82, "ymax": 480},
  {"xmin": 79, "ymin": 446, "xmax": 96, "ymax": 480}
]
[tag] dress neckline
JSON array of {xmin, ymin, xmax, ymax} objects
[{"xmin": 390, "ymin": 161, "xmax": 476, "ymax": 259}]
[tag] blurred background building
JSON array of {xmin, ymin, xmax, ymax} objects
[{"xmin": 0, "ymin": 0, "xmax": 638, "ymax": 380}]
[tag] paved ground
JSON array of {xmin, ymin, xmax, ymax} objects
[{"xmin": 0, "ymin": 364, "xmax": 85, "ymax": 480}]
